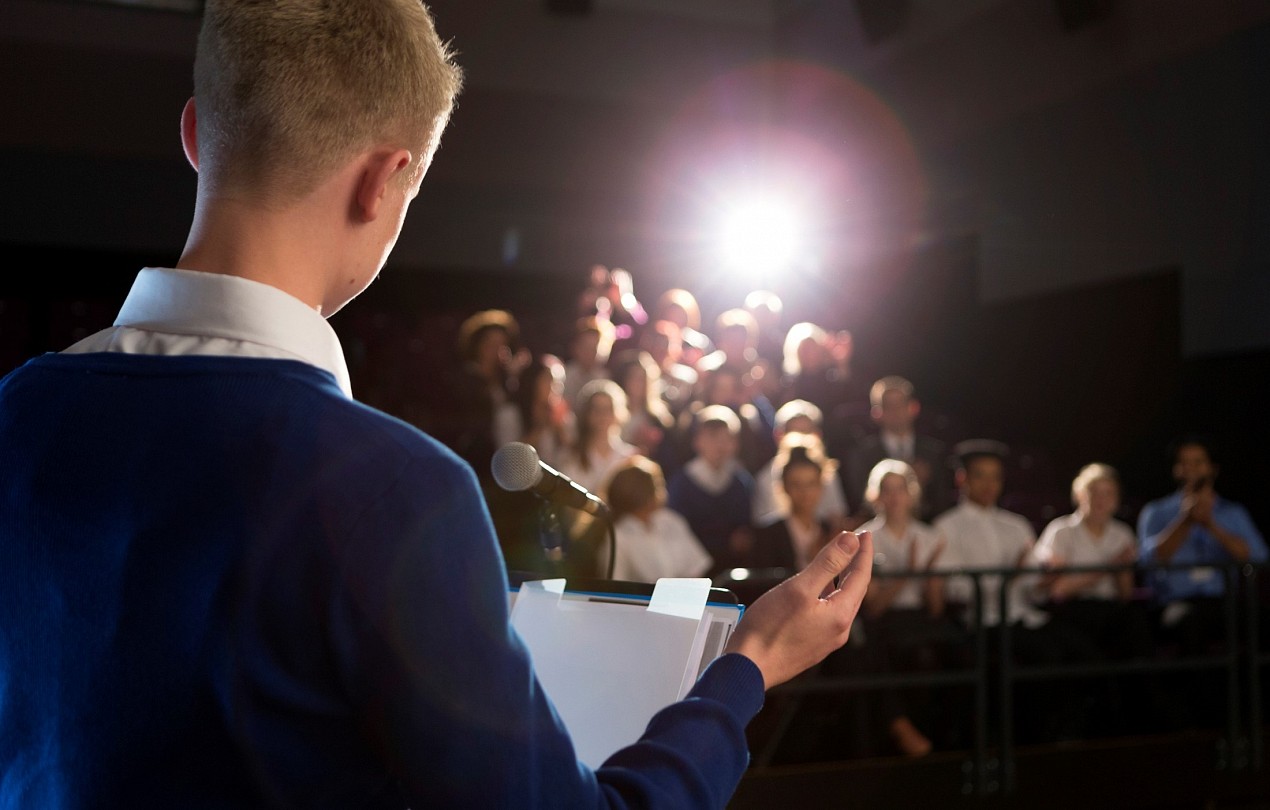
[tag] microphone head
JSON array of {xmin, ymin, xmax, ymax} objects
[{"xmin": 491, "ymin": 442, "xmax": 544, "ymax": 492}]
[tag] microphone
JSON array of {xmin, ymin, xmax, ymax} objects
[{"xmin": 491, "ymin": 442, "xmax": 611, "ymax": 518}]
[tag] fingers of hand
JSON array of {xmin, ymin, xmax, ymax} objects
[
  {"xmin": 826, "ymin": 531, "xmax": 874, "ymax": 614},
  {"xmin": 800, "ymin": 531, "xmax": 861, "ymax": 593}
]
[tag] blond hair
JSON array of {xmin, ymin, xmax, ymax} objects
[
  {"xmin": 1071, "ymin": 462, "xmax": 1119, "ymax": 507},
  {"xmin": 781, "ymin": 321, "xmax": 827, "ymax": 376},
  {"xmin": 194, "ymin": 0, "xmax": 462, "ymax": 201}
]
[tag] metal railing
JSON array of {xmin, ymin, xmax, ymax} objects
[{"xmin": 747, "ymin": 562, "xmax": 1266, "ymax": 798}]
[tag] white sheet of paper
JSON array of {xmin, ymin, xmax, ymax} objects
[{"xmin": 510, "ymin": 578, "xmax": 710, "ymax": 768}]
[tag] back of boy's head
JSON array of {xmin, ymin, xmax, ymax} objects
[
  {"xmin": 606, "ymin": 456, "xmax": 664, "ymax": 520},
  {"xmin": 195, "ymin": 0, "xmax": 462, "ymax": 201}
]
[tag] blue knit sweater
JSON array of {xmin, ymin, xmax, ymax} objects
[{"xmin": 0, "ymin": 352, "xmax": 763, "ymax": 808}]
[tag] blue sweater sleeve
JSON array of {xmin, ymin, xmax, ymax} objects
[{"xmin": 325, "ymin": 452, "xmax": 764, "ymax": 808}]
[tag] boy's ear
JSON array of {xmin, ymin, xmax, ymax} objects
[
  {"xmin": 180, "ymin": 97, "xmax": 199, "ymax": 171},
  {"xmin": 355, "ymin": 148, "xmax": 413, "ymax": 222}
]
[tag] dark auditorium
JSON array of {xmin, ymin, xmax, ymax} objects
[{"xmin": 2, "ymin": 1, "xmax": 1270, "ymax": 808}]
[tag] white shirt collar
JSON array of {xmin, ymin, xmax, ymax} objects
[
  {"xmin": 108, "ymin": 267, "xmax": 352, "ymax": 397},
  {"xmin": 685, "ymin": 457, "xmax": 740, "ymax": 496}
]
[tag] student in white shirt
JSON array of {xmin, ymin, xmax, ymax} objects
[
  {"xmin": 1035, "ymin": 463, "xmax": 1137, "ymax": 603},
  {"xmin": 935, "ymin": 441, "xmax": 1101, "ymax": 743},
  {"xmin": 933, "ymin": 441, "xmax": 1047, "ymax": 631},
  {"xmin": 858, "ymin": 459, "xmax": 964, "ymax": 757},
  {"xmin": 601, "ymin": 456, "xmax": 713, "ymax": 583},
  {"xmin": 1032, "ymin": 463, "xmax": 1158, "ymax": 735}
]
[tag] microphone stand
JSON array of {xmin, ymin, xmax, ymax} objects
[
  {"xmin": 534, "ymin": 498, "xmax": 616, "ymax": 581},
  {"xmin": 536, "ymin": 503, "xmax": 565, "ymax": 576}
]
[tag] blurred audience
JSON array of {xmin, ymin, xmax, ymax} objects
[
  {"xmin": 495, "ymin": 355, "xmax": 573, "ymax": 467},
  {"xmin": 752, "ymin": 399, "xmax": 849, "ymax": 531},
  {"xmin": 561, "ymin": 316, "xmax": 615, "ymax": 408},
  {"xmin": 846, "ymin": 376, "xmax": 951, "ymax": 525},
  {"xmin": 557, "ymin": 378, "xmax": 635, "ymax": 496},
  {"xmin": 751, "ymin": 435, "xmax": 837, "ymax": 572},
  {"xmin": 611, "ymin": 349, "xmax": 672, "ymax": 459},
  {"xmin": 443, "ymin": 309, "xmax": 525, "ymax": 477},
  {"xmin": 395, "ymin": 257, "xmax": 1266, "ymax": 759}
]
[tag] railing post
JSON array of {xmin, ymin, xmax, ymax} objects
[
  {"xmin": 1246, "ymin": 563, "xmax": 1262, "ymax": 770},
  {"xmin": 1223, "ymin": 564, "xmax": 1243, "ymax": 770},
  {"xmin": 999, "ymin": 570, "xmax": 1014, "ymax": 795},
  {"xmin": 972, "ymin": 572, "xmax": 989, "ymax": 797}
]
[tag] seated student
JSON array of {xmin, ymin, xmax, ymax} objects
[
  {"xmin": 557, "ymin": 378, "xmax": 637, "ymax": 497},
  {"xmin": 638, "ymin": 319, "xmax": 697, "ymax": 415},
  {"xmin": 751, "ymin": 399, "xmax": 849, "ymax": 531},
  {"xmin": 859, "ymin": 459, "xmax": 951, "ymax": 632},
  {"xmin": 494, "ymin": 355, "xmax": 573, "ymax": 467},
  {"xmin": 653, "ymin": 287, "xmax": 711, "ymax": 370},
  {"xmin": 845, "ymin": 375, "xmax": 950, "ymax": 524},
  {"xmin": 612, "ymin": 349, "xmax": 673, "ymax": 459},
  {"xmin": 1034, "ymin": 463, "xmax": 1155, "ymax": 735},
  {"xmin": 857, "ymin": 459, "xmax": 959, "ymax": 757},
  {"xmin": 663, "ymin": 365, "xmax": 773, "ymax": 478},
  {"xmin": 697, "ymin": 309, "xmax": 776, "ymax": 420},
  {"xmin": 666, "ymin": 405, "xmax": 755, "ymax": 577},
  {"xmin": 752, "ymin": 436, "xmax": 838, "ymax": 572},
  {"xmin": 753, "ymin": 448, "xmax": 922, "ymax": 761},
  {"xmin": 441, "ymin": 308, "xmax": 523, "ymax": 476},
  {"xmin": 934, "ymin": 441, "xmax": 1099, "ymax": 742},
  {"xmin": 561, "ymin": 315, "xmax": 616, "ymax": 409},
  {"xmin": 601, "ymin": 456, "xmax": 713, "ymax": 583},
  {"xmin": 1034, "ymin": 463, "xmax": 1150, "ymax": 650},
  {"xmin": 743, "ymin": 289, "xmax": 787, "ymax": 382}
]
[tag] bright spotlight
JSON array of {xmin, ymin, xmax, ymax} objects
[{"xmin": 715, "ymin": 197, "xmax": 803, "ymax": 278}]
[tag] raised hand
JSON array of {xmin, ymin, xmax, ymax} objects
[{"xmin": 723, "ymin": 531, "xmax": 873, "ymax": 689}]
